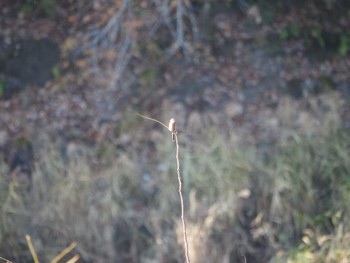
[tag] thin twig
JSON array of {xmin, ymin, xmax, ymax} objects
[
  {"xmin": 175, "ymin": 133, "xmax": 190, "ymax": 263},
  {"xmin": 26, "ymin": 235, "xmax": 40, "ymax": 263},
  {"xmin": 137, "ymin": 114, "xmax": 169, "ymax": 130}
]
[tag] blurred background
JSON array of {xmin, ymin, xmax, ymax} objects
[{"xmin": 0, "ymin": 0, "xmax": 349, "ymax": 262}]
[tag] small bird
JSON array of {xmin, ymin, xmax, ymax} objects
[{"xmin": 168, "ymin": 118, "xmax": 176, "ymax": 142}]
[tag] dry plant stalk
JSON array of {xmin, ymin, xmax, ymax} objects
[
  {"xmin": 25, "ymin": 234, "xmax": 78, "ymax": 263},
  {"xmin": 137, "ymin": 114, "xmax": 190, "ymax": 263},
  {"xmin": 26, "ymin": 235, "xmax": 40, "ymax": 263},
  {"xmin": 66, "ymin": 255, "xmax": 80, "ymax": 263},
  {"xmin": 51, "ymin": 241, "xmax": 78, "ymax": 263},
  {"xmin": 0, "ymin": 256, "xmax": 12, "ymax": 263},
  {"xmin": 174, "ymin": 131, "xmax": 190, "ymax": 263}
]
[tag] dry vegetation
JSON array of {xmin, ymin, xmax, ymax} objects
[
  {"xmin": 0, "ymin": 1, "xmax": 350, "ymax": 262},
  {"xmin": 0, "ymin": 114, "xmax": 349, "ymax": 262}
]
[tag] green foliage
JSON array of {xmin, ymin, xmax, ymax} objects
[
  {"xmin": 289, "ymin": 24, "xmax": 301, "ymax": 38},
  {"xmin": 0, "ymin": 80, "xmax": 5, "ymax": 99},
  {"xmin": 339, "ymin": 33, "xmax": 349, "ymax": 55},
  {"xmin": 287, "ymin": 248, "xmax": 314, "ymax": 263},
  {"xmin": 39, "ymin": 0, "xmax": 56, "ymax": 16},
  {"xmin": 260, "ymin": 9, "xmax": 274, "ymax": 24},
  {"xmin": 14, "ymin": 136, "xmax": 31, "ymax": 149},
  {"xmin": 51, "ymin": 64, "xmax": 61, "ymax": 79},
  {"xmin": 279, "ymin": 23, "xmax": 349, "ymax": 56},
  {"xmin": 279, "ymin": 28, "xmax": 289, "ymax": 40},
  {"xmin": 140, "ymin": 67, "xmax": 158, "ymax": 87},
  {"xmin": 20, "ymin": 2, "xmax": 33, "ymax": 15},
  {"xmin": 279, "ymin": 24, "xmax": 301, "ymax": 40},
  {"xmin": 139, "ymin": 41, "xmax": 163, "ymax": 61},
  {"xmin": 20, "ymin": 0, "xmax": 56, "ymax": 17},
  {"xmin": 310, "ymin": 27, "xmax": 325, "ymax": 48}
]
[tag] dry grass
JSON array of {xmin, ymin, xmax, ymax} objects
[
  {"xmin": 267, "ymin": 129, "xmax": 350, "ymax": 262},
  {"xmin": 0, "ymin": 115, "xmax": 349, "ymax": 262}
]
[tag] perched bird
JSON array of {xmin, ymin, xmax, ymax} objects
[{"xmin": 168, "ymin": 118, "xmax": 176, "ymax": 142}]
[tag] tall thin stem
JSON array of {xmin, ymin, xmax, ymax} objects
[
  {"xmin": 137, "ymin": 114, "xmax": 190, "ymax": 262},
  {"xmin": 175, "ymin": 133, "xmax": 190, "ymax": 263}
]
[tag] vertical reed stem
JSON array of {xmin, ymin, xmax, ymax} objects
[{"xmin": 175, "ymin": 133, "xmax": 190, "ymax": 263}]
